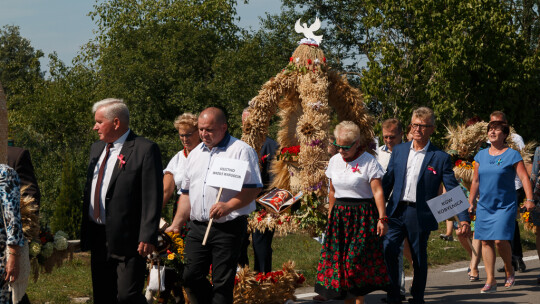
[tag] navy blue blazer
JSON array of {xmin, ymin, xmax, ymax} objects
[{"xmin": 382, "ymin": 141, "xmax": 469, "ymax": 231}]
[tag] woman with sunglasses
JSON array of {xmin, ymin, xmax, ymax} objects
[{"xmin": 314, "ymin": 121, "xmax": 390, "ymax": 304}]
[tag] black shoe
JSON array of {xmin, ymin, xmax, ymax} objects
[
  {"xmin": 518, "ymin": 259, "xmax": 526, "ymax": 272},
  {"xmin": 497, "ymin": 265, "xmax": 516, "ymax": 272}
]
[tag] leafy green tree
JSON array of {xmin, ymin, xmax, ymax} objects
[
  {"xmin": 271, "ymin": 0, "xmax": 540, "ymax": 142},
  {"xmin": 51, "ymin": 154, "xmax": 82, "ymax": 239},
  {"xmin": 0, "ymin": 25, "xmax": 44, "ymax": 109}
]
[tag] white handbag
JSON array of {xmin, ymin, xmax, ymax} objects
[{"xmin": 147, "ymin": 264, "xmax": 166, "ymax": 292}]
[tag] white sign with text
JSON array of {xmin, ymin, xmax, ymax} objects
[
  {"xmin": 206, "ymin": 158, "xmax": 248, "ymax": 191},
  {"xmin": 426, "ymin": 186, "xmax": 469, "ymax": 223}
]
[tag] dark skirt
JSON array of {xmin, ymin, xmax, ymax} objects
[{"xmin": 314, "ymin": 198, "xmax": 390, "ymax": 300}]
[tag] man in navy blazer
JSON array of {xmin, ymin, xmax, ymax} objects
[
  {"xmin": 382, "ymin": 107, "xmax": 470, "ymax": 304},
  {"xmin": 81, "ymin": 98, "xmax": 163, "ymax": 303}
]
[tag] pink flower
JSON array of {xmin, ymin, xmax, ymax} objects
[
  {"xmin": 117, "ymin": 154, "xmax": 126, "ymax": 168},
  {"xmin": 427, "ymin": 166, "xmax": 437, "ymax": 174}
]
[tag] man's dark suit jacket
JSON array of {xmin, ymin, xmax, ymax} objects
[
  {"xmin": 383, "ymin": 141, "xmax": 469, "ymax": 231},
  {"xmin": 7, "ymin": 146, "xmax": 41, "ymax": 205},
  {"xmin": 80, "ymin": 131, "xmax": 163, "ymax": 256}
]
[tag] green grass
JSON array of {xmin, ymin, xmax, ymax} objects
[
  {"xmin": 25, "ymin": 222, "xmax": 537, "ymax": 302},
  {"xmin": 26, "ymin": 253, "xmax": 92, "ymax": 303}
]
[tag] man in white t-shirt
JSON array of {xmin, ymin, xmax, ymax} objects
[
  {"xmin": 377, "ymin": 118, "xmax": 403, "ymax": 171},
  {"xmin": 490, "ymin": 111, "xmax": 527, "ymax": 273}
]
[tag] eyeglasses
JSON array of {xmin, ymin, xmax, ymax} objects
[
  {"xmin": 411, "ymin": 123, "xmax": 433, "ymax": 130},
  {"xmin": 332, "ymin": 140, "xmax": 355, "ymax": 151},
  {"xmin": 383, "ymin": 135, "xmax": 396, "ymax": 140},
  {"xmin": 179, "ymin": 133, "xmax": 194, "ymax": 138}
]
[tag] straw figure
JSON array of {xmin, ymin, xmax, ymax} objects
[{"xmin": 241, "ymin": 27, "xmax": 374, "ymax": 234}]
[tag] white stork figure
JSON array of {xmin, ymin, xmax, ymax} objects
[{"xmin": 295, "ymin": 17, "xmax": 323, "ymax": 45}]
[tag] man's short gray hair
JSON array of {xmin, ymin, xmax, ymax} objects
[
  {"xmin": 92, "ymin": 98, "xmax": 130, "ymax": 125},
  {"xmin": 412, "ymin": 107, "xmax": 435, "ymax": 126}
]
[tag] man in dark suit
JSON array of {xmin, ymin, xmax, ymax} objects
[
  {"xmin": 383, "ymin": 107, "xmax": 470, "ymax": 304},
  {"xmin": 80, "ymin": 98, "xmax": 163, "ymax": 304}
]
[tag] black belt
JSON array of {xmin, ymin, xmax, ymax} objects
[
  {"xmin": 399, "ymin": 201, "xmax": 416, "ymax": 207},
  {"xmin": 193, "ymin": 215, "xmax": 248, "ymax": 226},
  {"xmin": 335, "ymin": 198, "xmax": 374, "ymax": 206}
]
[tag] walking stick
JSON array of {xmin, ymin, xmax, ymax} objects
[
  {"xmin": 202, "ymin": 187, "xmax": 223, "ymax": 246},
  {"xmin": 454, "ymin": 215, "xmax": 477, "ymax": 256}
]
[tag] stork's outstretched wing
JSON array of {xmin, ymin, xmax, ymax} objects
[
  {"xmin": 308, "ymin": 17, "xmax": 321, "ymax": 31},
  {"xmin": 295, "ymin": 19, "xmax": 304, "ymax": 33}
]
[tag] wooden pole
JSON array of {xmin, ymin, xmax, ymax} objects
[
  {"xmin": 454, "ymin": 215, "xmax": 477, "ymax": 256},
  {"xmin": 202, "ymin": 187, "xmax": 223, "ymax": 246}
]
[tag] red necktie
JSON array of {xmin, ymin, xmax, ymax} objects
[{"xmin": 93, "ymin": 143, "xmax": 113, "ymax": 221}]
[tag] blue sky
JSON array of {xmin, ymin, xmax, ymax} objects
[{"xmin": 0, "ymin": 0, "xmax": 282, "ymax": 69}]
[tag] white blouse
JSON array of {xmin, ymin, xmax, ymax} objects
[
  {"xmin": 325, "ymin": 152, "xmax": 384, "ymax": 199},
  {"xmin": 164, "ymin": 150, "xmax": 188, "ymax": 194}
]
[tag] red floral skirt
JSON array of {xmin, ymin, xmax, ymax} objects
[{"xmin": 314, "ymin": 199, "xmax": 390, "ymax": 299}]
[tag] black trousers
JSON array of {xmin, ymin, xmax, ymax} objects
[
  {"xmin": 238, "ymin": 228, "xmax": 275, "ymax": 273},
  {"xmin": 89, "ymin": 222, "xmax": 147, "ymax": 304},
  {"xmin": 183, "ymin": 217, "xmax": 246, "ymax": 304},
  {"xmin": 509, "ymin": 188, "xmax": 525, "ymax": 263}
]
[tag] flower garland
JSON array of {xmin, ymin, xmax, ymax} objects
[
  {"xmin": 233, "ymin": 261, "xmax": 305, "ymax": 304},
  {"xmin": 248, "ymin": 210, "xmax": 300, "ymax": 236}
]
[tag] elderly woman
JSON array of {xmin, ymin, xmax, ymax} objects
[
  {"xmin": 162, "ymin": 113, "xmax": 201, "ymax": 207},
  {"xmin": 0, "ymin": 164, "xmax": 24, "ymax": 303},
  {"xmin": 468, "ymin": 121, "xmax": 534, "ymax": 293},
  {"xmin": 314, "ymin": 121, "xmax": 389, "ymax": 304}
]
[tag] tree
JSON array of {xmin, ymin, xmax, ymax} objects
[
  {"xmin": 0, "ymin": 25, "xmax": 44, "ymax": 106},
  {"xmin": 269, "ymin": 0, "xmax": 540, "ymax": 142},
  {"xmin": 51, "ymin": 155, "xmax": 82, "ymax": 239}
]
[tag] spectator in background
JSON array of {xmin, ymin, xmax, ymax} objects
[
  {"xmin": 377, "ymin": 119, "xmax": 403, "ymax": 171},
  {"xmin": 238, "ymin": 108, "xmax": 279, "ymax": 273},
  {"xmin": 468, "ymin": 121, "xmax": 534, "ymax": 293},
  {"xmin": 162, "ymin": 113, "xmax": 200, "ymax": 208}
]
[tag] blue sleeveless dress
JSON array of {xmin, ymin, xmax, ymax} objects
[{"xmin": 474, "ymin": 148, "xmax": 522, "ymax": 240}]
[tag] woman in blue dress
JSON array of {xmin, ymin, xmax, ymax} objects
[{"xmin": 468, "ymin": 121, "xmax": 534, "ymax": 294}]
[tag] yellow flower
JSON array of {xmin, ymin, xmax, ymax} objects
[{"xmin": 168, "ymin": 253, "xmax": 175, "ymax": 260}]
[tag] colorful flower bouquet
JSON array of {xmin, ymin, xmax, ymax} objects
[{"xmin": 162, "ymin": 231, "xmax": 185, "ymax": 275}]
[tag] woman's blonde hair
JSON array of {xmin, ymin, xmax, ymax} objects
[
  {"xmin": 173, "ymin": 113, "xmax": 198, "ymax": 131},
  {"xmin": 334, "ymin": 121, "xmax": 362, "ymax": 143}
]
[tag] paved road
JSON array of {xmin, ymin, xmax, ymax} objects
[{"xmin": 293, "ymin": 250, "xmax": 540, "ymax": 303}]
